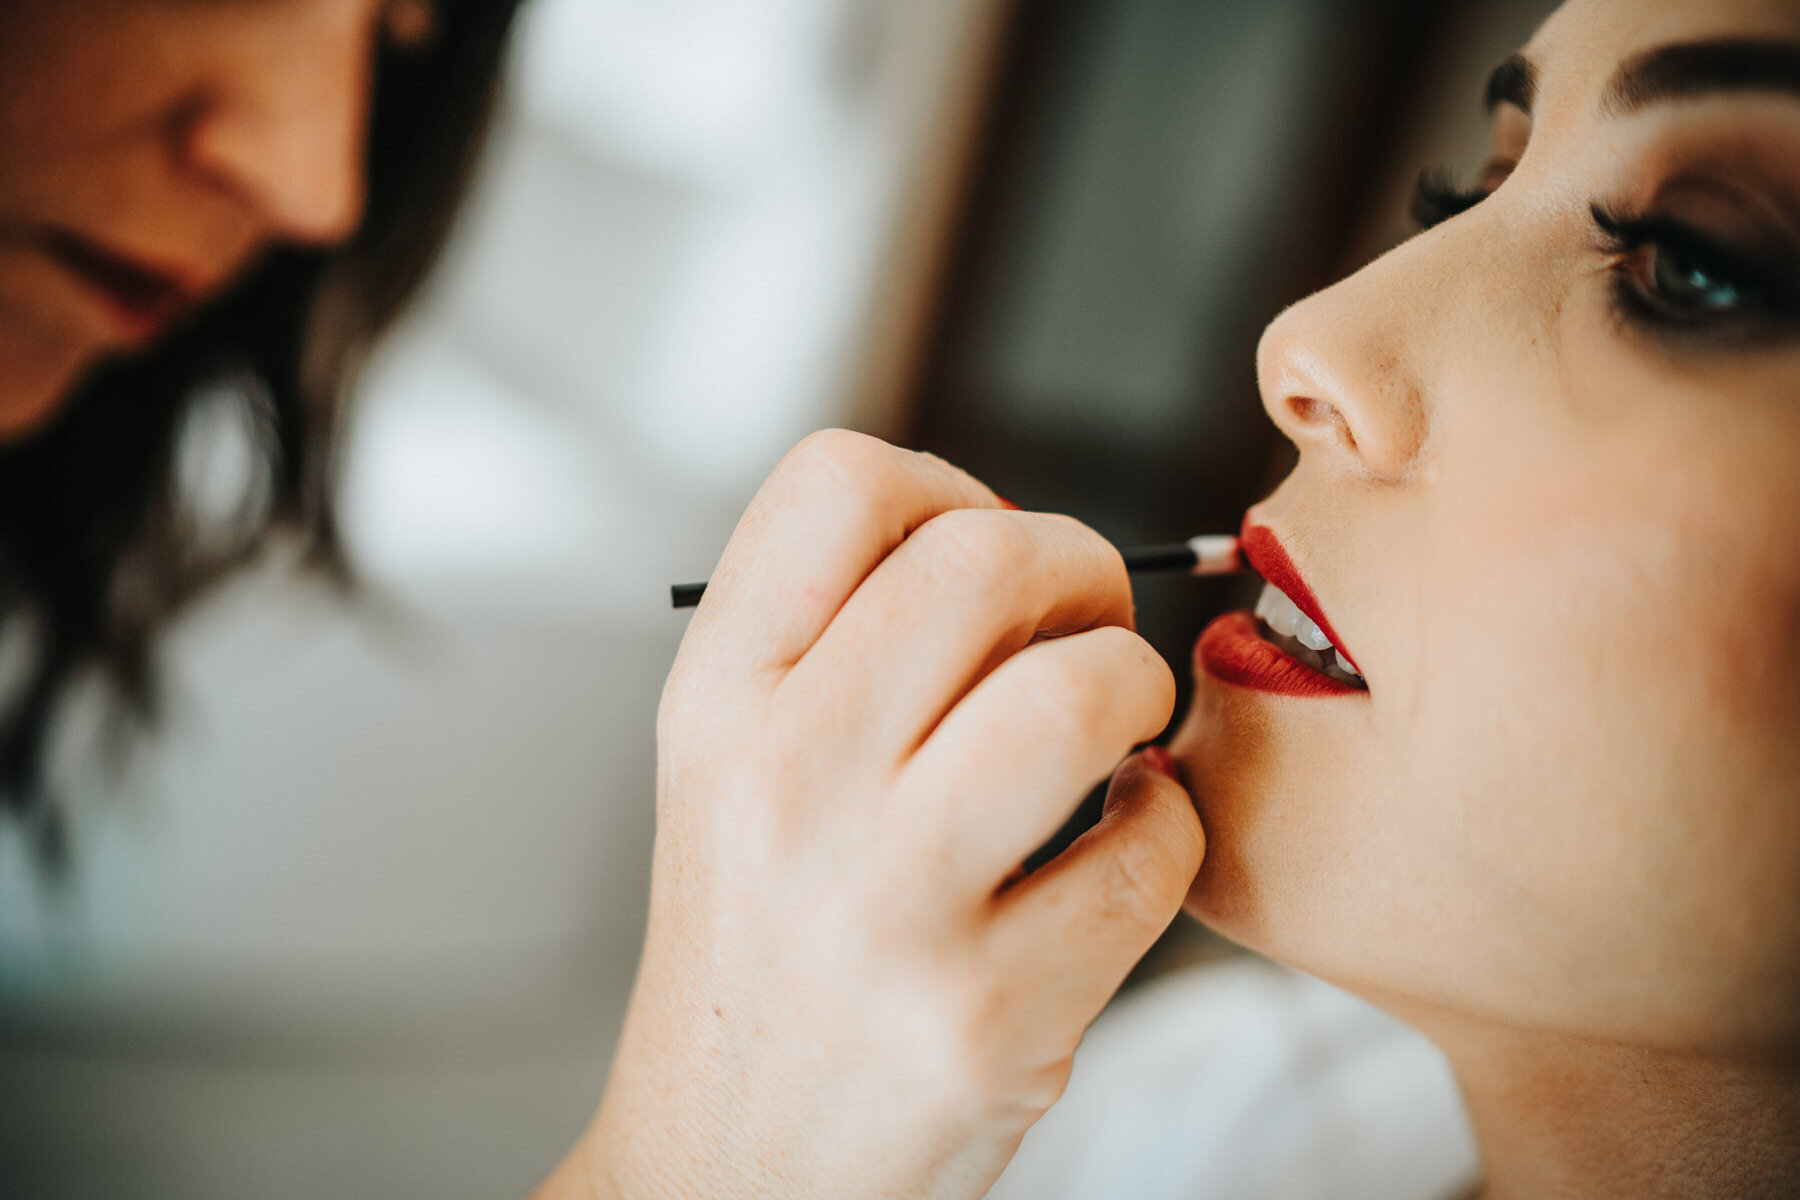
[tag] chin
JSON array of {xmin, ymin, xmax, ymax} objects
[
  {"xmin": 0, "ymin": 361, "xmax": 84, "ymax": 442},
  {"xmin": 1169, "ymin": 678, "xmax": 1287, "ymax": 947},
  {"xmin": 1168, "ymin": 671, "xmax": 1374, "ymax": 967}
]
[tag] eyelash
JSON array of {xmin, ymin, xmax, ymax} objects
[
  {"xmin": 1594, "ymin": 205, "xmax": 1800, "ymax": 343},
  {"xmin": 1410, "ymin": 169, "xmax": 1800, "ymax": 345},
  {"xmin": 1410, "ymin": 170, "xmax": 1492, "ymax": 231}
]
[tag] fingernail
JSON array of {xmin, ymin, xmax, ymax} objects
[
  {"xmin": 1140, "ymin": 746, "xmax": 1183, "ymax": 784},
  {"xmin": 997, "ymin": 496, "xmax": 1021, "ymax": 511}
]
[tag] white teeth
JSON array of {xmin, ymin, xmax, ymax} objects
[
  {"xmin": 1257, "ymin": 582, "xmax": 1304, "ymax": 637},
  {"xmin": 1256, "ymin": 582, "xmax": 1365, "ymax": 684},
  {"xmin": 1295, "ymin": 616, "xmax": 1333, "ymax": 652},
  {"xmin": 1254, "ymin": 585, "xmax": 1279, "ymax": 624}
]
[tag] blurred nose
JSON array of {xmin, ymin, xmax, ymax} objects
[
  {"xmin": 182, "ymin": 3, "xmax": 373, "ymax": 246},
  {"xmin": 1255, "ymin": 235, "xmax": 1444, "ymax": 480}
]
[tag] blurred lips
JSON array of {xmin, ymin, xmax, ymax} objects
[
  {"xmin": 1195, "ymin": 522, "xmax": 1362, "ymax": 698},
  {"xmin": 40, "ymin": 227, "xmax": 214, "ymax": 344}
]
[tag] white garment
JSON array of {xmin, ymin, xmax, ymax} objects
[{"xmin": 987, "ymin": 958, "xmax": 1480, "ymax": 1200}]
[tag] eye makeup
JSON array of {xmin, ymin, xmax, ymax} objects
[
  {"xmin": 1590, "ymin": 172, "xmax": 1800, "ymax": 348},
  {"xmin": 1411, "ymin": 171, "xmax": 1493, "ymax": 230},
  {"xmin": 1410, "ymin": 153, "xmax": 1519, "ymax": 231},
  {"xmin": 1412, "ymin": 127, "xmax": 1800, "ymax": 350}
]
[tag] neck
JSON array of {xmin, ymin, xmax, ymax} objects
[{"xmin": 1420, "ymin": 1015, "xmax": 1800, "ymax": 1200}]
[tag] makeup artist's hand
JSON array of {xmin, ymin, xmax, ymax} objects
[{"xmin": 539, "ymin": 430, "xmax": 1204, "ymax": 1200}]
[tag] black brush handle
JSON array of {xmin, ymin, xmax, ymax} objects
[{"xmin": 670, "ymin": 542, "xmax": 1207, "ymax": 610}]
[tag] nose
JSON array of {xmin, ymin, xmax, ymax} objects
[
  {"xmin": 180, "ymin": 3, "xmax": 374, "ymax": 246},
  {"xmin": 1255, "ymin": 234, "xmax": 1444, "ymax": 480}
]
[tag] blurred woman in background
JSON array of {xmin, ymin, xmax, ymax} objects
[{"xmin": 0, "ymin": 0, "xmax": 520, "ymax": 860}]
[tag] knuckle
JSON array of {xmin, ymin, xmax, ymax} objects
[
  {"xmin": 932, "ymin": 991, "xmax": 1015, "ymax": 1101},
  {"xmin": 786, "ymin": 427, "xmax": 882, "ymax": 474},
  {"xmin": 1050, "ymin": 511, "xmax": 1128, "ymax": 570},
  {"xmin": 1044, "ymin": 513, "xmax": 1132, "ymax": 609},
  {"xmin": 1012, "ymin": 1060, "xmax": 1077, "ymax": 1120},
  {"xmin": 897, "ymin": 446, "xmax": 990, "ymax": 505},
  {"xmin": 781, "ymin": 428, "xmax": 895, "ymax": 507},
  {"xmin": 916, "ymin": 509, "xmax": 1031, "ymax": 598},
  {"xmin": 933, "ymin": 984, "xmax": 1073, "ymax": 1120}
]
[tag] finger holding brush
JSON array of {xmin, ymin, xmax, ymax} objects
[
  {"xmin": 670, "ymin": 533, "xmax": 1242, "ymax": 608},
  {"xmin": 538, "ymin": 429, "xmax": 1205, "ymax": 1200}
]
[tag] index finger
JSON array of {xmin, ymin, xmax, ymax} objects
[{"xmin": 688, "ymin": 430, "xmax": 1001, "ymax": 675}]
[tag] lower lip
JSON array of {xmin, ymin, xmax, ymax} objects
[
  {"xmin": 1196, "ymin": 611, "xmax": 1359, "ymax": 698},
  {"xmin": 42, "ymin": 240, "xmax": 185, "ymax": 346}
]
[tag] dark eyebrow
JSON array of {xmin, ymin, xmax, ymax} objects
[
  {"xmin": 1605, "ymin": 38, "xmax": 1800, "ymax": 116},
  {"xmin": 1485, "ymin": 53, "xmax": 1537, "ymax": 115}
]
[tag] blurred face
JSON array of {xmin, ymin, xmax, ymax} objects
[
  {"xmin": 1173, "ymin": 0, "xmax": 1800, "ymax": 1058},
  {"xmin": 0, "ymin": 0, "xmax": 432, "ymax": 440}
]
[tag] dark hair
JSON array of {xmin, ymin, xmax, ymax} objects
[{"xmin": 0, "ymin": 0, "xmax": 526, "ymax": 864}]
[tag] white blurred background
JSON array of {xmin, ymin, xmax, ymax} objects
[{"xmin": 0, "ymin": 2, "xmax": 1003, "ymax": 1195}]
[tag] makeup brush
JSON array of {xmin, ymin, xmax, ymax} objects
[{"xmin": 670, "ymin": 534, "xmax": 1241, "ymax": 609}]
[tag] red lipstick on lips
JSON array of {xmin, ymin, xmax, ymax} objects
[
  {"xmin": 1240, "ymin": 523, "xmax": 1357, "ymax": 673},
  {"xmin": 1196, "ymin": 522, "xmax": 1362, "ymax": 698}
]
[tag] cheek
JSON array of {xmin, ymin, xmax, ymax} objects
[
  {"xmin": 0, "ymin": 258, "xmax": 95, "ymax": 438},
  {"xmin": 1174, "ymin": 680, "xmax": 1389, "ymax": 952},
  {"xmin": 1176, "ymin": 406, "xmax": 1800, "ymax": 1046},
  {"xmin": 1394, "ymin": 427, "xmax": 1800, "ymax": 1040},
  {"xmin": 0, "ymin": 4, "xmax": 179, "ymax": 148}
]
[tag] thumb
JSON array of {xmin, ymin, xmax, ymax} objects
[
  {"xmin": 990, "ymin": 747, "xmax": 1206, "ymax": 1027},
  {"xmin": 1091, "ymin": 746, "xmax": 1207, "ymax": 914}
]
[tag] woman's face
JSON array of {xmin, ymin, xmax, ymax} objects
[
  {"xmin": 1174, "ymin": 0, "xmax": 1800, "ymax": 1057},
  {"xmin": 0, "ymin": 0, "xmax": 429, "ymax": 440}
]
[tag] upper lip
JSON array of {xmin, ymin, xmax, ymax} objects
[{"xmin": 1239, "ymin": 520, "xmax": 1360, "ymax": 672}]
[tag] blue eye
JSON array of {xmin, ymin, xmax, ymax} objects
[
  {"xmin": 1591, "ymin": 203, "xmax": 1800, "ymax": 344},
  {"xmin": 1648, "ymin": 240, "xmax": 1745, "ymax": 313}
]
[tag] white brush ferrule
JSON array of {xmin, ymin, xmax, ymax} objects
[{"xmin": 1185, "ymin": 534, "xmax": 1241, "ymax": 576}]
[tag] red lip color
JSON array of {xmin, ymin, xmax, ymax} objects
[
  {"xmin": 1237, "ymin": 523, "xmax": 1357, "ymax": 673},
  {"xmin": 1194, "ymin": 522, "xmax": 1360, "ymax": 698},
  {"xmin": 1196, "ymin": 612, "xmax": 1357, "ymax": 697}
]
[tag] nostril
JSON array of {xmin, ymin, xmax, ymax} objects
[
  {"xmin": 1289, "ymin": 395, "xmax": 1330, "ymax": 424},
  {"xmin": 1286, "ymin": 394, "xmax": 1359, "ymax": 452}
]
